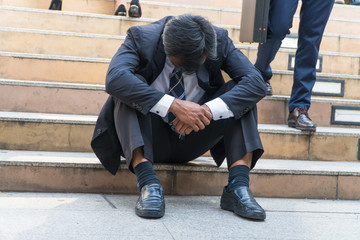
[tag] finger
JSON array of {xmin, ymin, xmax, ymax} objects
[
  {"xmin": 199, "ymin": 112, "xmax": 211, "ymax": 125},
  {"xmin": 200, "ymin": 115, "xmax": 211, "ymax": 126},
  {"xmin": 174, "ymin": 121, "xmax": 185, "ymax": 133},
  {"xmin": 186, "ymin": 123, "xmax": 199, "ymax": 133},
  {"xmin": 204, "ymin": 109, "xmax": 213, "ymax": 121},
  {"xmin": 184, "ymin": 128, "xmax": 193, "ymax": 135},
  {"xmin": 172, "ymin": 118, "xmax": 180, "ymax": 127},
  {"xmin": 178, "ymin": 125, "xmax": 187, "ymax": 134},
  {"xmin": 196, "ymin": 120, "xmax": 205, "ymax": 130}
]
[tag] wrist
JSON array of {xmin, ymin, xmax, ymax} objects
[
  {"xmin": 202, "ymin": 104, "xmax": 213, "ymax": 119},
  {"xmin": 169, "ymin": 98, "xmax": 181, "ymax": 114},
  {"xmin": 202, "ymin": 104, "xmax": 211, "ymax": 112}
]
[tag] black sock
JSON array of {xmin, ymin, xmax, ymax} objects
[
  {"xmin": 226, "ymin": 165, "xmax": 250, "ymax": 192},
  {"xmin": 133, "ymin": 161, "xmax": 160, "ymax": 191}
]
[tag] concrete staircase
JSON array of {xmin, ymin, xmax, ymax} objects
[{"xmin": 0, "ymin": 0, "xmax": 359, "ymax": 200}]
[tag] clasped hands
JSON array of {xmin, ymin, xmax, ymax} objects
[{"xmin": 169, "ymin": 98, "xmax": 213, "ymax": 135}]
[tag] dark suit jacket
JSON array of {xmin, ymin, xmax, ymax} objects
[{"xmin": 91, "ymin": 16, "xmax": 266, "ymax": 175}]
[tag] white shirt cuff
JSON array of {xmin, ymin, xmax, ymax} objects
[
  {"xmin": 205, "ymin": 97, "xmax": 234, "ymax": 120},
  {"xmin": 150, "ymin": 94, "xmax": 175, "ymax": 117}
]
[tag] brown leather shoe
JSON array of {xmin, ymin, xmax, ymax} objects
[{"xmin": 288, "ymin": 107, "xmax": 316, "ymax": 131}]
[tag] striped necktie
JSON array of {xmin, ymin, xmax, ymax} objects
[{"xmin": 168, "ymin": 68, "xmax": 185, "ymax": 124}]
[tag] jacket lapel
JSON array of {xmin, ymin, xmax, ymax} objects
[
  {"xmin": 150, "ymin": 35, "xmax": 167, "ymax": 83},
  {"xmin": 196, "ymin": 63, "xmax": 210, "ymax": 90}
]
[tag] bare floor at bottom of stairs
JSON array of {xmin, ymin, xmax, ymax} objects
[{"xmin": 0, "ymin": 192, "xmax": 359, "ymax": 240}]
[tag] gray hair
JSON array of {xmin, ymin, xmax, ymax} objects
[{"xmin": 163, "ymin": 14, "xmax": 217, "ymax": 73}]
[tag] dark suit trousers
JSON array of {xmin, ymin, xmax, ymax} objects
[
  {"xmin": 254, "ymin": 0, "xmax": 334, "ymax": 112},
  {"xmin": 113, "ymin": 82, "xmax": 264, "ymax": 171}
]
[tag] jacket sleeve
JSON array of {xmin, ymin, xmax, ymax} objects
[
  {"xmin": 217, "ymin": 30, "xmax": 267, "ymax": 119},
  {"xmin": 105, "ymin": 26, "xmax": 165, "ymax": 115}
]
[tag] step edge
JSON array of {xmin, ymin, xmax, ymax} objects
[
  {"xmin": 0, "ymin": 5, "xmax": 151, "ymax": 21},
  {"xmin": 272, "ymin": 70, "xmax": 360, "ymax": 80},
  {"xmin": 1, "ymin": 157, "xmax": 359, "ymax": 176},
  {"xmin": 236, "ymin": 45, "xmax": 360, "ymax": 58},
  {"xmin": 0, "ymin": 51, "xmax": 110, "ymax": 63},
  {"xmin": 0, "ymin": 26, "xmax": 126, "ymax": 40},
  {"xmin": 1, "ymin": 150, "xmax": 358, "ymax": 169},
  {"xmin": 141, "ymin": 1, "xmax": 241, "ymax": 13},
  {"xmin": 3, "ymin": 23, "xmax": 360, "ymax": 42},
  {"xmin": 0, "ymin": 78, "xmax": 105, "ymax": 90},
  {"xmin": 259, "ymin": 124, "xmax": 360, "ymax": 137},
  {"xmin": 265, "ymin": 95, "xmax": 360, "ymax": 105},
  {"xmin": 0, "ymin": 111, "xmax": 359, "ymax": 137},
  {"xmin": 2, "ymin": 4, "xmax": 360, "ymax": 23},
  {"xmin": 5, "ymin": 78, "xmax": 360, "ymax": 105},
  {"xmin": 1, "ymin": 46, "xmax": 359, "ymax": 64},
  {"xmin": 0, "ymin": 111, "xmax": 97, "ymax": 125}
]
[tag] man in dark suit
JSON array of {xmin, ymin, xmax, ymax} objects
[
  {"xmin": 255, "ymin": 0, "xmax": 334, "ymax": 131},
  {"xmin": 91, "ymin": 14, "xmax": 267, "ymax": 220}
]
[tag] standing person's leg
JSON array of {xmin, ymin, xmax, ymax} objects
[
  {"xmin": 128, "ymin": 0, "xmax": 142, "ymax": 18},
  {"xmin": 114, "ymin": 0, "xmax": 142, "ymax": 17},
  {"xmin": 114, "ymin": 0, "xmax": 127, "ymax": 16},
  {"xmin": 49, "ymin": 0, "xmax": 62, "ymax": 10},
  {"xmin": 254, "ymin": 0, "xmax": 299, "ymax": 95},
  {"xmin": 289, "ymin": 0, "xmax": 335, "ymax": 112},
  {"xmin": 287, "ymin": 0, "xmax": 334, "ymax": 131}
]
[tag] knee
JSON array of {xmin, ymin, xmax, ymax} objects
[{"xmin": 268, "ymin": 23, "xmax": 291, "ymax": 40}]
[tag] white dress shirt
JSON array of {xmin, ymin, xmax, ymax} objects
[{"xmin": 150, "ymin": 57, "xmax": 234, "ymax": 121}]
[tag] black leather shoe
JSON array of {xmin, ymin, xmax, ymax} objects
[
  {"xmin": 288, "ymin": 107, "xmax": 316, "ymax": 131},
  {"xmin": 129, "ymin": 0, "xmax": 142, "ymax": 18},
  {"xmin": 114, "ymin": 4, "xmax": 126, "ymax": 16},
  {"xmin": 49, "ymin": 0, "xmax": 62, "ymax": 10},
  {"xmin": 135, "ymin": 183, "xmax": 165, "ymax": 218},
  {"xmin": 265, "ymin": 80, "xmax": 273, "ymax": 96},
  {"xmin": 220, "ymin": 186, "xmax": 266, "ymax": 220}
]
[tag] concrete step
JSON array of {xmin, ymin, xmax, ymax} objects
[
  {"xmin": 259, "ymin": 124, "xmax": 360, "ymax": 162},
  {"xmin": 0, "ymin": 52, "xmax": 109, "ymax": 83},
  {"xmin": 0, "ymin": 150, "xmax": 359, "ymax": 199},
  {"xmin": 1, "ymin": 0, "xmax": 360, "ymax": 23},
  {"xmin": 1, "ymin": 111, "xmax": 359, "ymax": 162},
  {"xmin": 0, "ymin": 6, "xmax": 360, "ymax": 49},
  {"xmin": 0, "ymin": 111, "xmax": 96, "ymax": 152},
  {"xmin": 0, "ymin": 6, "xmax": 147, "ymax": 36},
  {"xmin": 0, "ymin": 79, "xmax": 107, "ymax": 115},
  {"xmin": 267, "ymin": 70, "xmax": 360, "ymax": 100},
  {"xmin": 0, "ymin": 27, "xmax": 125, "ymax": 58},
  {"xmin": 1, "ymin": 50, "xmax": 358, "ymax": 85},
  {"xmin": 244, "ymin": 46, "xmax": 360, "ymax": 76},
  {"xmin": 1, "ymin": 27, "xmax": 359, "ymax": 64},
  {"xmin": 2, "ymin": 78, "xmax": 360, "ymax": 128},
  {"xmin": 259, "ymin": 96, "xmax": 360, "ymax": 128},
  {"xmin": 319, "ymin": 33, "xmax": 360, "ymax": 54}
]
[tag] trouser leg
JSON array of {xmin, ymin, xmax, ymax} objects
[
  {"xmin": 223, "ymin": 106, "xmax": 263, "ymax": 169},
  {"xmin": 113, "ymin": 84, "xmax": 263, "ymax": 170},
  {"xmin": 114, "ymin": 97, "xmax": 156, "ymax": 170},
  {"xmin": 289, "ymin": 0, "xmax": 334, "ymax": 112},
  {"xmin": 153, "ymin": 105, "xmax": 263, "ymax": 170},
  {"xmin": 114, "ymin": 96, "xmax": 182, "ymax": 170},
  {"xmin": 255, "ymin": 0, "xmax": 298, "ymax": 81}
]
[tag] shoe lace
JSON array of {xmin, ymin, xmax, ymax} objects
[{"xmin": 298, "ymin": 107, "xmax": 312, "ymax": 120}]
